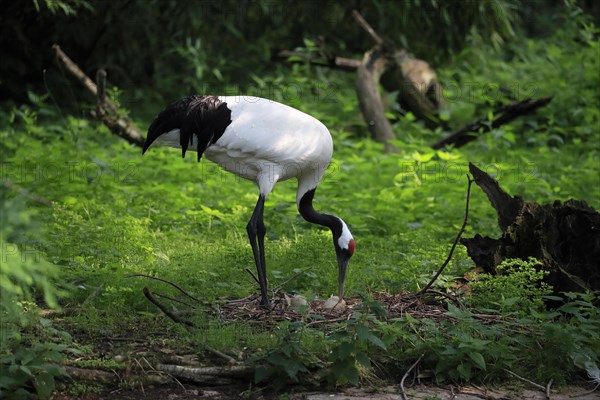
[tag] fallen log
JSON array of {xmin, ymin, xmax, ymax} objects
[
  {"xmin": 156, "ymin": 364, "xmax": 253, "ymax": 385},
  {"xmin": 431, "ymin": 96, "xmax": 553, "ymax": 149},
  {"xmin": 461, "ymin": 163, "xmax": 600, "ymax": 294},
  {"xmin": 64, "ymin": 366, "xmax": 171, "ymax": 386}
]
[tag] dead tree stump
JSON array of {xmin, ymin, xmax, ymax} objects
[{"xmin": 462, "ymin": 163, "xmax": 600, "ymax": 294}]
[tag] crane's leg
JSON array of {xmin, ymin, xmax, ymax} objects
[{"xmin": 247, "ymin": 194, "xmax": 270, "ymax": 307}]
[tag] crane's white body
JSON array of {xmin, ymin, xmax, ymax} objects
[
  {"xmin": 154, "ymin": 96, "xmax": 333, "ymax": 204},
  {"xmin": 146, "ymin": 95, "xmax": 354, "ymax": 306}
]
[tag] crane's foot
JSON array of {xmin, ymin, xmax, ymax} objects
[{"xmin": 259, "ymin": 294, "xmax": 271, "ymax": 309}]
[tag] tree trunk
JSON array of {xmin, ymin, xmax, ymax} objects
[
  {"xmin": 462, "ymin": 163, "xmax": 600, "ymax": 295},
  {"xmin": 355, "ymin": 47, "xmax": 397, "ymax": 149}
]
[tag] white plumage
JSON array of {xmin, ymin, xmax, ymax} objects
[{"xmin": 144, "ymin": 95, "xmax": 354, "ymax": 307}]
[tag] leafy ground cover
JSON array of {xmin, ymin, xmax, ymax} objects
[{"xmin": 1, "ymin": 11, "xmax": 599, "ymax": 399}]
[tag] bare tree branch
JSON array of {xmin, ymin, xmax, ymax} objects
[
  {"xmin": 277, "ymin": 50, "xmax": 361, "ymax": 71},
  {"xmin": 143, "ymin": 287, "xmax": 195, "ymax": 328},
  {"xmin": 419, "ymin": 175, "xmax": 474, "ymax": 295},
  {"xmin": 431, "ymin": 96, "xmax": 553, "ymax": 149},
  {"xmin": 52, "ymin": 44, "xmax": 145, "ymax": 147},
  {"xmin": 127, "ymin": 273, "xmax": 202, "ymax": 304},
  {"xmin": 352, "ymin": 10, "xmax": 384, "ymax": 45}
]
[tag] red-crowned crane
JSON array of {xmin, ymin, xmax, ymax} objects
[{"xmin": 142, "ymin": 95, "xmax": 355, "ymax": 307}]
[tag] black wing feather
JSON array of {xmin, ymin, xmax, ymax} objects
[{"xmin": 143, "ymin": 95, "xmax": 232, "ymax": 162}]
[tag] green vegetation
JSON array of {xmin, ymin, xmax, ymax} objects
[
  {"xmin": 467, "ymin": 257, "xmax": 552, "ymax": 314},
  {"xmin": 1, "ymin": 1, "xmax": 599, "ymax": 397},
  {"xmin": 0, "ymin": 178, "xmax": 78, "ymax": 398}
]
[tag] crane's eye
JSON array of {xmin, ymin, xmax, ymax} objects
[{"xmin": 348, "ymin": 239, "xmax": 355, "ymax": 256}]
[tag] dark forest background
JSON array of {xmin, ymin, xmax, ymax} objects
[{"xmin": 2, "ymin": 0, "xmax": 599, "ymax": 104}]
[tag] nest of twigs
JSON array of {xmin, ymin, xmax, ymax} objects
[{"xmin": 216, "ymin": 290, "xmax": 455, "ymax": 326}]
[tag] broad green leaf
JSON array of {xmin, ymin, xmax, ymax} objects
[
  {"xmin": 266, "ymin": 352, "xmax": 288, "ymax": 366},
  {"xmin": 457, "ymin": 363, "xmax": 472, "ymax": 380},
  {"xmin": 356, "ymin": 325, "xmax": 369, "ymax": 342},
  {"xmin": 334, "ymin": 342, "xmax": 355, "ymax": 360},
  {"xmin": 366, "ymin": 334, "xmax": 387, "ymax": 350},
  {"xmin": 412, "ymin": 151, "xmax": 434, "ymax": 163},
  {"xmin": 34, "ymin": 373, "xmax": 55, "ymax": 399},
  {"xmin": 468, "ymin": 352, "xmax": 487, "ymax": 371},
  {"xmin": 283, "ymin": 359, "xmax": 307, "ymax": 379},
  {"xmin": 355, "ymin": 353, "xmax": 371, "ymax": 368},
  {"xmin": 446, "ymin": 304, "xmax": 473, "ymax": 319}
]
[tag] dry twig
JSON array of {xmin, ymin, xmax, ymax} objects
[
  {"xmin": 245, "ymin": 267, "xmax": 260, "ymax": 285},
  {"xmin": 546, "ymin": 378, "xmax": 553, "ymax": 399},
  {"xmin": 64, "ymin": 366, "xmax": 170, "ymax": 386},
  {"xmin": 570, "ymin": 383, "xmax": 600, "ymax": 398},
  {"xmin": 152, "ymin": 291, "xmax": 194, "ymax": 308},
  {"xmin": 431, "ymin": 96, "xmax": 553, "ymax": 149},
  {"xmin": 504, "ymin": 368, "xmax": 546, "ymax": 391},
  {"xmin": 143, "ymin": 287, "xmax": 195, "ymax": 327},
  {"xmin": 352, "ymin": 9, "xmax": 384, "ymax": 45},
  {"xmin": 205, "ymin": 346, "xmax": 239, "ymax": 365},
  {"xmin": 128, "ymin": 273, "xmax": 201, "ymax": 303},
  {"xmin": 419, "ymin": 175, "xmax": 474, "ymax": 295},
  {"xmin": 400, "ymin": 353, "xmax": 424, "ymax": 400},
  {"xmin": 277, "ymin": 50, "xmax": 361, "ymax": 71}
]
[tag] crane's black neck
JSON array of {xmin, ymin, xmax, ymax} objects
[{"xmin": 298, "ymin": 189, "xmax": 342, "ymax": 240}]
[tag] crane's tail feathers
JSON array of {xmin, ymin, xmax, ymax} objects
[{"xmin": 143, "ymin": 95, "xmax": 232, "ymax": 162}]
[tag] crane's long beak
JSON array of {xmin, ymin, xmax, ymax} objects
[{"xmin": 337, "ymin": 254, "xmax": 349, "ymax": 299}]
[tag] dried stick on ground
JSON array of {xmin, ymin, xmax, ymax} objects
[
  {"xmin": 52, "ymin": 44, "xmax": 145, "ymax": 147},
  {"xmin": 571, "ymin": 383, "xmax": 600, "ymax": 398},
  {"xmin": 156, "ymin": 364, "xmax": 253, "ymax": 385},
  {"xmin": 64, "ymin": 366, "xmax": 171, "ymax": 386},
  {"xmin": 400, "ymin": 354, "xmax": 424, "ymax": 400},
  {"xmin": 205, "ymin": 346, "xmax": 239, "ymax": 365},
  {"xmin": 143, "ymin": 287, "xmax": 196, "ymax": 327},
  {"xmin": 418, "ymin": 175, "xmax": 474, "ymax": 295},
  {"xmin": 546, "ymin": 378, "xmax": 553, "ymax": 400},
  {"xmin": 128, "ymin": 273, "xmax": 202, "ymax": 303},
  {"xmin": 503, "ymin": 369, "xmax": 546, "ymax": 392}
]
